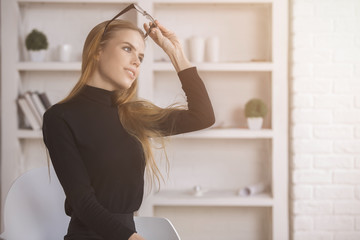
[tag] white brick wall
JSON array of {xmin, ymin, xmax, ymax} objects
[{"xmin": 291, "ymin": 0, "xmax": 360, "ymax": 239}]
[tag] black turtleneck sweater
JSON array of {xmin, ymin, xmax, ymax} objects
[{"xmin": 42, "ymin": 67, "xmax": 215, "ymax": 240}]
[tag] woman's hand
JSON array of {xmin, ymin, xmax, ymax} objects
[
  {"xmin": 144, "ymin": 20, "xmax": 192, "ymax": 72},
  {"xmin": 128, "ymin": 233, "xmax": 145, "ymax": 240}
]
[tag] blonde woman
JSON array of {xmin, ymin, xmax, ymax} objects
[{"xmin": 42, "ymin": 4, "xmax": 214, "ymax": 240}]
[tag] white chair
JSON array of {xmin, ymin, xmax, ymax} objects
[
  {"xmin": 0, "ymin": 166, "xmax": 69, "ymax": 240},
  {"xmin": 134, "ymin": 216, "xmax": 181, "ymax": 240},
  {"xmin": 0, "ymin": 166, "xmax": 181, "ymax": 240}
]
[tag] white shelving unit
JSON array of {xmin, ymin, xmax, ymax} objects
[{"xmin": 1, "ymin": 0, "xmax": 288, "ymax": 239}]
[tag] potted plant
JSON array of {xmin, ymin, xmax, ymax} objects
[
  {"xmin": 25, "ymin": 29, "xmax": 48, "ymax": 62},
  {"xmin": 244, "ymin": 98, "xmax": 268, "ymax": 130}
]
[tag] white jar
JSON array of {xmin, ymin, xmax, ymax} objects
[
  {"xmin": 205, "ymin": 37, "xmax": 219, "ymax": 62},
  {"xmin": 188, "ymin": 36, "xmax": 205, "ymax": 63},
  {"xmin": 58, "ymin": 44, "xmax": 72, "ymax": 62}
]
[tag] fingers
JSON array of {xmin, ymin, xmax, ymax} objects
[
  {"xmin": 143, "ymin": 20, "xmax": 159, "ymax": 32},
  {"xmin": 144, "ymin": 22, "xmax": 165, "ymax": 41},
  {"xmin": 142, "ymin": 20, "xmax": 180, "ymax": 54},
  {"xmin": 154, "ymin": 20, "xmax": 174, "ymax": 36},
  {"xmin": 143, "ymin": 23, "xmax": 159, "ymax": 41},
  {"xmin": 144, "ymin": 20, "xmax": 173, "ymax": 36},
  {"xmin": 143, "ymin": 22, "xmax": 151, "ymax": 33}
]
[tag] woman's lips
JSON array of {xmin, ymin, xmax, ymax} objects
[{"xmin": 124, "ymin": 68, "xmax": 136, "ymax": 79}]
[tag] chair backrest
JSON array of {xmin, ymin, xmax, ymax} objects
[
  {"xmin": 0, "ymin": 166, "xmax": 69, "ymax": 240},
  {"xmin": 134, "ymin": 216, "xmax": 181, "ymax": 240},
  {"xmin": 0, "ymin": 166, "xmax": 181, "ymax": 240}
]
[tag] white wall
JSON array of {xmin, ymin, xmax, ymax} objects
[{"xmin": 290, "ymin": 0, "xmax": 360, "ymax": 239}]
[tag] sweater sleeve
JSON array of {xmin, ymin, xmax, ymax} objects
[
  {"xmin": 42, "ymin": 108, "xmax": 135, "ymax": 240},
  {"xmin": 159, "ymin": 67, "xmax": 215, "ymax": 135}
]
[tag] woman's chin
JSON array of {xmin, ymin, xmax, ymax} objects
[{"xmin": 116, "ymin": 79, "xmax": 135, "ymax": 90}]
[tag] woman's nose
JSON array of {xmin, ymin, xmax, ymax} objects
[{"xmin": 132, "ymin": 54, "xmax": 140, "ymax": 67}]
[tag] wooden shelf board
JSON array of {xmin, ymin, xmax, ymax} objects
[
  {"xmin": 153, "ymin": 0, "xmax": 273, "ymax": 4},
  {"xmin": 17, "ymin": 0, "xmax": 131, "ymax": 3},
  {"xmin": 153, "ymin": 62, "xmax": 273, "ymax": 72},
  {"xmin": 152, "ymin": 189, "xmax": 273, "ymax": 207},
  {"xmin": 17, "ymin": 62, "xmax": 81, "ymax": 71},
  {"xmin": 173, "ymin": 128, "xmax": 273, "ymax": 139},
  {"xmin": 17, "ymin": 128, "xmax": 273, "ymax": 140},
  {"xmin": 17, "ymin": 129, "xmax": 42, "ymax": 139},
  {"xmin": 17, "ymin": 62, "xmax": 273, "ymax": 72}
]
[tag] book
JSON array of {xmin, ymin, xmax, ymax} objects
[
  {"xmin": 17, "ymin": 97, "xmax": 41, "ymax": 130},
  {"xmin": 38, "ymin": 92, "xmax": 52, "ymax": 110},
  {"xmin": 31, "ymin": 91, "xmax": 46, "ymax": 118},
  {"xmin": 23, "ymin": 91, "xmax": 42, "ymax": 125},
  {"xmin": 17, "ymin": 101, "xmax": 31, "ymax": 129}
]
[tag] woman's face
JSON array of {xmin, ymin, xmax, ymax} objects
[{"xmin": 93, "ymin": 29, "xmax": 145, "ymax": 91}]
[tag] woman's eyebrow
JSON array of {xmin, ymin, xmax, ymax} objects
[{"xmin": 122, "ymin": 41, "xmax": 145, "ymax": 58}]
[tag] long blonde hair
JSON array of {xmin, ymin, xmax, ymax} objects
[{"xmin": 60, "ymin": 20, "xmax": 182, "ymax": 189}]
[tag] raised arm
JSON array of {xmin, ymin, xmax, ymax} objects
[{"xmin": 144, "ymin": 21, "xmax": 215, "ymax": 135}]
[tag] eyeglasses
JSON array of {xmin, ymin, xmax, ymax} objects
[{"xmin": 102, "ymin": 3, "xmax": 157, "ymax": 39}]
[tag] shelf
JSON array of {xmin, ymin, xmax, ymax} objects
[
  {"xmin": 16, "ymin": 128, "xmax": 273, "ymax": 140},
  {"xmin": 18, "ymin": 0, "xmax": 274, "ymax": 3},
  {"xmin": 153, "ymin": 62, "xmax": 273, "ymax": 72},
  {"xmin": 152, "ymin": 189, "xmax": 273, "ymax": 207},
  {"xmin": 17, "ymin": 62, "xmax": 273, "ymax": 72},
  {"xmin": 17, "ymin": 0, "xmax": 132, "ymax": 3},
  {"xmin": 173, "ymin": 128, "xmax": 273, "ymax": 139},
  {"xmin": 153, "ymin": 0, "xmax": 273, "ymax": 4},
  {"xmin": 17, "ymin": 129, "xmax": 42, "ymax": 139},
  {"xmin": 3, "ymin": 1, "xmax": 288, "ymax": 239},
  {"xmin": 17, "ymin": 62, "xmax": 81, "ymax": 71}
]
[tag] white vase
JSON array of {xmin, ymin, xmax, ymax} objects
[
  {"xmin": 247, "ymin": 117, "xmax": 263, "ymax": 130},
  {"xmin": 188, "ymin": 36, "xmax": 205, "ymax": 63},
  {"xmin": 29, "ymin": 50, "xmax": 46, "ymax": 62},
  {"xmin": 205, "ymin": 37, "xmax": 219, "ymax": 62},
  {"xmin": 58, "ymin": 44, "xmax": 72, "ymax": 62}
]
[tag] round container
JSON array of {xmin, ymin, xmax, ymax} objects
[
  {"xmin": 188, "ymin": 36, "xmax": 205, "ymax": 63},
  {"xmin": 58, "ymin": 44, "xmax": 72, "ymax": 62},
  {"xmin": 205, "ymin": 37, "xmax": 219, "ymax": 62}
]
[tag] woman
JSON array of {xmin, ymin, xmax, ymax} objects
[{"xmin": 42, "ymin": 18, "xmax": 215, "ymax": 240}]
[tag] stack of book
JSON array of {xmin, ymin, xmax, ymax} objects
[{"xmin": 17, "ymin": 91, "xmax": 51, "ymax": 130}]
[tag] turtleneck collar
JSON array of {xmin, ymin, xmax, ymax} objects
[{"xmin": 81, "ymin": 85, "xmax": 116, "ymax": 106}]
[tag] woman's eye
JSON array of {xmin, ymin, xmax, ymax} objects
[
  {"xmin": 139, "ymin": 57, "xmax": 144, "ymax": 63},
  {"xmin": 123, "ymin": 46, "xmax": 131, "ymax": 52}
]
